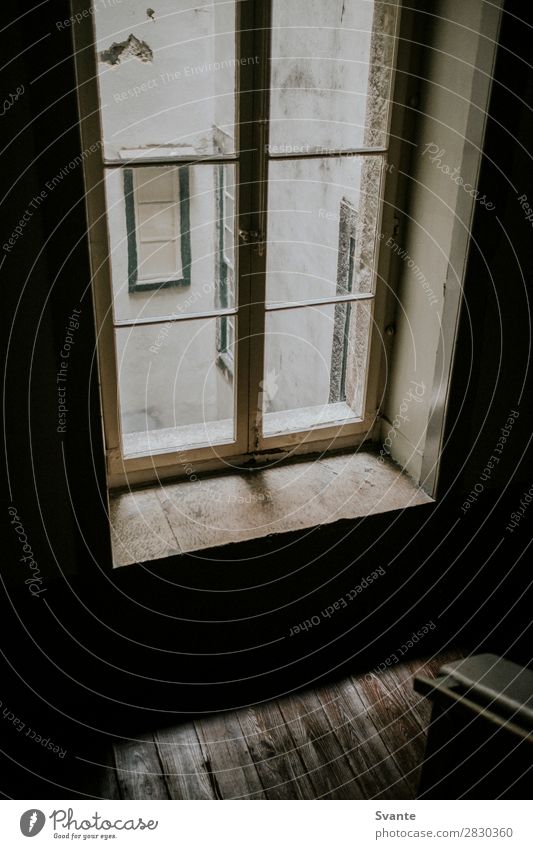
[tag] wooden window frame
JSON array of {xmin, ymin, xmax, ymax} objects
[{"xmin": 72, "ymin": 0, "xmax": 404, "ymax": 489}]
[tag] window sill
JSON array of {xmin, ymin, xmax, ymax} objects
[{"xmin": 109, "ymin": 449, "xmax": 432, "ymax": 568}]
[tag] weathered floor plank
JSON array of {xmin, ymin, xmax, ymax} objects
[
  {"xmin": 277, "ymin": 691, "xmax": 361, "ymax": 799},
  {"xmin": 113, "ymin": 734, "xmax": 170, "ymax": 800},
  {"xmin": 95, "ymin": 748, "xmax": 122, "ymax": 800},
  {"xmin": 195, "ymin": 712, "xmax": 266, "ymax": 799},
  {"xmin": 352, "ymin": 669, "xmax": 429, "ymax": 793},
  {"xmin": 237, "ymin": 701, "xmax": 316, "ymax": 799},
  {"xmin": 156, "ymin": 723, "xmax": 216, "ymax": 800},
  {"xmin": 316, "ymin": 680, "xmax": 413, "ymax": 799}
]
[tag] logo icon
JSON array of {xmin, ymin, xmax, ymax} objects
[{"xmin": 20, "ymin": 810, "xmax": 46, "ymax": 837}]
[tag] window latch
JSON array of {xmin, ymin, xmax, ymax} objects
[{"xmin": 238, "ymin": 229, "xmax": 265, "ymax": 256}]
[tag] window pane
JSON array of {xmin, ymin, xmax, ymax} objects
[
  {"xmin": 269, "ymin": 0, "xmax": 397, "ymax": 153},
  {"xmin": 137, "ymin": 203, "xmax": 176, "ymax": 240},
  {"xmin": 138, "ymin": 241, "xmax": 178, "ymax": 279},
  {"xmin": 266, "ymin": 156, "xmax": 382, "ymax": 304},
  {"xmin": 105, "ymin": 164, "xmax": 237, "ymax": 319},
  {"xmin": 262, "ymin": 302, "xmax": 373, "ymax": 436},
  {"xmin": 117, "ymin": 318, "xmax": 235, "ymax": 455},
  {"xmin": 93, "ymin": 0, "xmax": 236, "ymax": 161}
]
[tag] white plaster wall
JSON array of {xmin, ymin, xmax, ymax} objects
[
  {"xmin": 213, "ymin": 0, "xmax": 237, "ymax": 147},
  {"xmin": 270, "ymin": 0, "xmax": 374, "ymax": 151},
  {"xmin": 93, "ymin": 0, "xmax": 236, "ymax": 159},
  {"xmin": 115, "ymin": 318, "xmax": 225, "ymax": 434}
]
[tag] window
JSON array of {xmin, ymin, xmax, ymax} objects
[
  {"xmin": 329, "ymin": 199, "xmax": 357, "ymax": 405},
  {"xmin": 74, "ymin": 0, "xmax": 400, "ymax": 486},
  {"xmin": 216, "ymin": 164, "xmax": 235, "ymax": 376},
  {"xmin": 124, "ymin": 166, "xmax": 191, "ymax": 291}
]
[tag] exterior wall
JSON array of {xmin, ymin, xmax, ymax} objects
[
  {"xmin": 265, "ymin": 155, "xmax": 377, "ymax": 416},
  {"xmin": 93, "ymin": 0, "xmax": 223, "ymax": 158},
  {"xmin": 270, "ymin": 0, "xmax": 374, "ymax": 151}
]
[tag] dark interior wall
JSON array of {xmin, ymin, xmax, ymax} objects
[
  {"xmin": 440, "ymin": 0, "xmax": 533, "ymax": 497},
  {"xmin": 0, "ymin": 0, "xmax": 532, "ymax": 797},
  {"xmin": 2, "ymin": 0, "xmax": 111, "ymax": 587}
]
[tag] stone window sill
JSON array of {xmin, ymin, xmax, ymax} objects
[{"xmin": 109, "ymin": 450, "xmax": 432, "ymax": 567}]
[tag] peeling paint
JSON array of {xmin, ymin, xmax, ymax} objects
[{"xmin": 99, "ymin": 34, "xmax": 153, "ymax": 66}]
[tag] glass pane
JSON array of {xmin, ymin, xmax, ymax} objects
[
  {"xmin": 137, "ymin": 204, "xmax": 176, "ymax": 239},
  {"xmin": 138, "ymin": 241, "xmax": 178, "ymax": 279},
  {"xmin": 93, "ymin": 0, "xmax": 236, "ymax": 161},
  {"xmin": 105, "ymin": 164, "xmax": 237, "ymax": 320},
  {"xmin": 266, "ymin": 157, "xmax": 382, "ymax": 304},
  {"xmin": 269, "ymin": 0, "xmax": 398, "ymax": 152},
  {"xmin": 262, "ymin": 303, "xmax": 372, "ymax": 436},
  {"xmin": 116, "ymin": 318, "xmax": 235, "ymax": 455}
]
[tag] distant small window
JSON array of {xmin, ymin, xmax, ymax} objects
[
  {"xmin": 216, "ymin": 164, "xmax": 235, "ymax": 376},
  {"xmin": 329, "ymin": 198, "xmax": 357, "ymax": 403},
  {"xmin": 124, "ymin": 166, "xmax": 191, "ymax": 292}
]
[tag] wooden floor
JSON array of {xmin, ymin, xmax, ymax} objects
[{"xmin": 99, "ymin": 653, "xmax": 459, "ymax": 800}]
